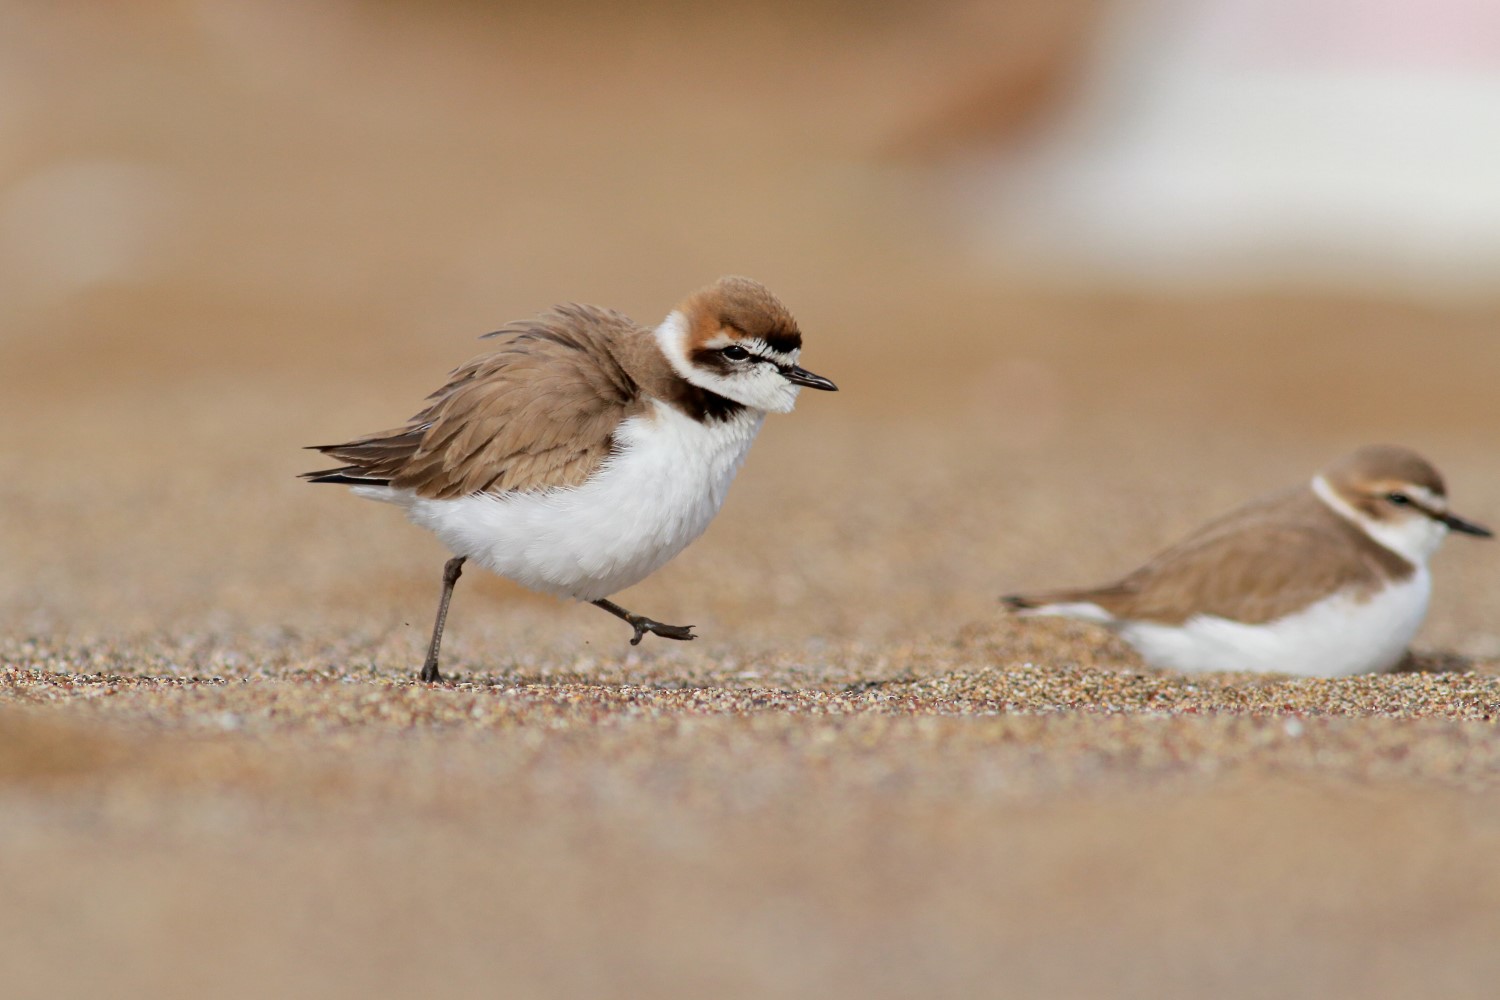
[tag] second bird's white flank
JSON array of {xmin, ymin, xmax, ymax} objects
[{"xmin": 1118, "ymin": 569, "xmax": 1431, "ymax": 677}]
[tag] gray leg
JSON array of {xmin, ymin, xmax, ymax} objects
[
  {"xmin": 591, "ymin": 598, "xmax": 696, "ymax": 645},
  {"xmin": 420, "ymin": 556, "xmax": 467, "ymax": 682}
]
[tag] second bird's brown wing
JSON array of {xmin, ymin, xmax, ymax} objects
[
  {"xmin": 1007, "ymin": 488, "xmax": 1413, "ymax": 626},
  {"xmin": 306, "ymin": 305, "xmax": 644, "ymax": 499}
]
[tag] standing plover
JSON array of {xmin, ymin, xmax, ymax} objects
[
  {"xmin": 305, "ymin": 276, "xmax": 837, "ymax": 681},
  {"xmin": 1004, "ymin": 446, "xmax": 1490, "ymax": 676}
]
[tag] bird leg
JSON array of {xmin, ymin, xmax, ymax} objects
[
  {"xmin": 419, "ymin": 556, "xmax": 467, "ymax": 682},
  {"xmin": 591, "ymin": 598, "xmax": 696, "ymax": 645}
]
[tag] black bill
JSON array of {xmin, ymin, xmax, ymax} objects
[
  {"xmin": 1440, "ymin": 511, "xmax": 1493, "ymax": 537},
  {"xmin": 782, "ymin": 365, "xmax": 838, "ymax": 391}
]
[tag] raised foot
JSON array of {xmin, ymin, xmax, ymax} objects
[
  {"xmin": 626, "ymin": 617, "xmax": 696, "ymax": 646},
  {"xmin": 590, "ymin": 598, "xmax": 697, "ymax": 646}
]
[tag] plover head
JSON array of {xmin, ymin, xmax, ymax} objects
[
  {"xmin": 656, "ymin": 275, "xmax": 837, "ymax": 413},
  {"xmin": 1313, "ymin": 444, "xmax": 1491, "ymax": 564}
]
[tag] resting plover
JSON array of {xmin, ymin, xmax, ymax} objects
[
  {"xmin": 305, "ymin": 276, "xmax": 836, "ymax": 681},
  {"xmin": 1004, "ymin": 445, "xmax": 1490, "ymax": 676}
]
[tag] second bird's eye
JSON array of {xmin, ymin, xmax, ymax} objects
[
  {"xmin": 720, "ymin": 345, "xmax": 751, "ymax": 361},
  {"xmin": 1387, "ymin": 492, "xmax": 1412, "ymax": 506}
]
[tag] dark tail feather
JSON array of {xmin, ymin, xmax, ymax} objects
[
  {"xmin": 1000, "ymin": 589, "xmax": 1096, "ymax": 612},
  {"xmin": 1002, "ymin": 587, "xmax": 1125, "ymax": 625},
  {"xmin": 1000, "ymin": 594, "xmax": 1041, "ymax": 611},
  {"xmin": 300, "ymin": 466, "xmax": 391, "ymax": 486}
]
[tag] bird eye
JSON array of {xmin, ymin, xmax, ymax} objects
[
  {"xmin": 1386, "ymin": 492, "xmax": 1412, "ymax": 506},
  {"xmin": 720, "ymin": 345, "xmax": 751, "ymax": 361}
]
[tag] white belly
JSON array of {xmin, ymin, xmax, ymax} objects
[
  {"xmin": 1117, "ymin": 571, "xmax": 1432, "ymax": 677},
  {"xmin": 356, "ymin": 402, "xmax": 764, "ymax": 601}
]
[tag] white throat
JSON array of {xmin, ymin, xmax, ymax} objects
[{"xmin": 1311, "ymin": 474, "xmax": 1447, "ymax": 565}]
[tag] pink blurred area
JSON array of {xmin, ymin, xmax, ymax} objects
[{"xmin": 960, "ymin": 0, "xmax": 1500, "ymax": 296}]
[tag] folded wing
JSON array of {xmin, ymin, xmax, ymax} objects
[{"xmin": 304, "ymin": 305, "xmax": 643, "ymax": 499}]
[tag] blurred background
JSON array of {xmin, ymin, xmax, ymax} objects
[
  {"xmin": 1, "ymin": 0, "xmax": 1496, "ymax": 647},
  {"xmin": 5, "ymin": 5, "xmax": 1500, "ymax": 999}
]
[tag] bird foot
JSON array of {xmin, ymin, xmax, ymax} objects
[{"xmin": 626, "ymin": 616, "xmax": 696, "ymax": 645}]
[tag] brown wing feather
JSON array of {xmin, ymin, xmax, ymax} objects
[
  {"xmin": 308, "ymin": 305, "xmax": 643, "ymax": 499},
  {"xmin": 1008, "ymin": 488, "xmax": 1414, "ymax": 625}
]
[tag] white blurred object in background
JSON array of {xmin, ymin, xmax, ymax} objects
[{"xmin": 967, "ymin": 0, "xmax": 1500, "ymax": 298}]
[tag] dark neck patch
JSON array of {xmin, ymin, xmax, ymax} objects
[{"xmin": 662, "ymin": 376, "xmax": 746, "ymax": 423}]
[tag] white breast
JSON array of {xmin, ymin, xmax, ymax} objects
[
  {"xmin": 1117, "ymin": 570, "xmax": 1432, "ymax": 677},
  {"xmin": 358, "ymin": 401, "xmax": 764, "ymax": 602}
]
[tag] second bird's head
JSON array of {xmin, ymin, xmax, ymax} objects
[{"xmin": 1315, "ymin": 444, "xmax": 1491, "ymax": 563}]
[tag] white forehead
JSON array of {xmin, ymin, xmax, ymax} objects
[{"xmin": 1401, "ymin": 484, "xmax": 1447, "ymax": 511}]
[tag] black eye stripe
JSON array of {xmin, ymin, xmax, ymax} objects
[
  {"xmin": 721, "ymin": 345, "xmax": 793, "ymax": 367},
  {"xmin": 1383, "ymin": 491, "xmax": 1452, "ymax": 522}
]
